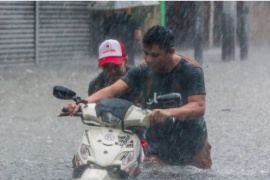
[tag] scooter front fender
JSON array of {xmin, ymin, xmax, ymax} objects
[{"xmin": 79, "ymin": 168, "xmax": 109, "ymax": 180}]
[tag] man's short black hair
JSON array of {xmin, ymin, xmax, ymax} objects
[{"xmin": 143, "ymin": 25, "xmax": 174, "ymax": 52}]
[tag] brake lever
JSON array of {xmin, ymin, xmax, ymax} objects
[
  {"xmin": 58, "ymin": 112, "xmax": 70, "ymax": 117},
  {"xmin": 58, "ymin": 112, "xmax": 82, "ymax": 117}
]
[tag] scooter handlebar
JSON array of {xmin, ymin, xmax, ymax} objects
[
  {"xmin": 62, "ymin": 106, "xmax": 68, "ymax": 113},
  {"xmin": 58, "ymin": 107, "xmax": 82, "ymax": 117}
]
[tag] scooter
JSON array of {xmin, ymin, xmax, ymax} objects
[{"xmin": 53, "ymin": 85, "xmax": 181, "ymax": 180}]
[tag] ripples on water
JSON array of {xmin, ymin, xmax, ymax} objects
[{"xmin": 1, "ymin": 47, "xmax": 270, "ymax": 179}]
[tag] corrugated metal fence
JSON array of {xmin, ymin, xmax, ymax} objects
[
  {"xmin": 0, "ymin": 1, "xmax": 92, "ymax": 65},
  {"xmin": 0, "ymin": 2, "xmax": 35, "ymax": 64}
]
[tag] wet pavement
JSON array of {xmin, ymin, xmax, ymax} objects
[{"xmin": 1, "ymin": 45, "xmax": 270, "ymax": 180}]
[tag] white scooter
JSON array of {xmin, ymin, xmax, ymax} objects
[{"xmin": 53, "ymin": 86, "xmax": 181, "ymax": 180}]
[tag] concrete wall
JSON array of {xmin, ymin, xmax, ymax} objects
[{"xmin": 249, "ymin": 2, "xmax": 270, "ymax": 46}]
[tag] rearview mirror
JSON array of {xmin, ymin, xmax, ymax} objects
[{"xmin": 53, "ymin": 86, "xmax": 76, "ymax": 100}]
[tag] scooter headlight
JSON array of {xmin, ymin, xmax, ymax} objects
[
  {"xmin": 122, "ymin": 152, "xmax": 134, "ymax": 165},
  {"xmin": 101, "ymin": 111, "xmax": 121, "ymax": 127},
  {"xmin": 80, "ymin": 144, "xmax": 89, "ymax": 160}
]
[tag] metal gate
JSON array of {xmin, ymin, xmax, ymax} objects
[
  {"xmin": 38, "ymin": 1, "xmax": 91, "ymax": 62},
  {"xmin": 0, "ymin": 1, "xmax": 92, "ymax": 65},
  {"xmin": 0, "ymin": 2, "xmax": 35, "ymax": 64}
]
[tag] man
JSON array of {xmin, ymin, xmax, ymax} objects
[
  {"xmin": 103, "ymin": 9, "xmax": 142, "ymax": 65},
  {"xmin": 88, "ymin": 39, "xmax": 138, "ymax": 102},
  {"xmin": 68, "ymin": 25, "xmax": 212, "ymax": 169}
]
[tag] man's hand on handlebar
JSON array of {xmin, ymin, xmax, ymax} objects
[
  {"xmin": 149, "ymin": 109, "xmax": 173, "ymax": 125},
  {"xmin": 64, "ymin": 102, "xmax": 81, "ymax": 116}
]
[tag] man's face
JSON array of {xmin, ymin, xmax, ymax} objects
[
  {"xmin": 102, "ymin": 63, "xmax": 125, "ymax": 77},
  {"xmin": 143, "ymin": 45, "xmax": 171, "ymax": 73}
]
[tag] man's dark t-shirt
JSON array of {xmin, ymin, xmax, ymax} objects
[
  {"xmin": 121, "ymin": 56, "xmax": 208, "ymax": 165},
  {"xmin": 121, "ymin": 56, "xmax": 206, "ymax": 105}
]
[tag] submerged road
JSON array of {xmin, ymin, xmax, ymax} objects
[{"xmin": 1, "ymin": 46, "xmax": 270, "ymax": 179}]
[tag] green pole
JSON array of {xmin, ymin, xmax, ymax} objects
[{"xmin": 160, "ymin": 1, "xmax": 166, "ymax": 26}]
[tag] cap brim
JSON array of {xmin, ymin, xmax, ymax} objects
[{"xmin": 98, "ymin": 56, "xmax": 124, "ymax": 67}]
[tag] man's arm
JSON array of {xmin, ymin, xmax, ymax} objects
[
  {"xmin": 169, "ymin": 94, "xmax": 205, "ymax": 120},
  {"xmin": 134, "ymin": 29, "xmax": 142, "ymax": 41},
  {"xmin": 86, "ymin": 79, "xmax": 129, "ymax": 103},
  {"xmin": 149, "ymin": 95, "xmax": 205, "ymax": 124},
  {"xmin": 67, "ymin": 79, "xmax": 129, "ymax": 115},
  {"xmin": 129, "ymin": 14, "xmax": 142, "ymax": 41}
]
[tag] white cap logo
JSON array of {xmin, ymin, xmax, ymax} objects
[{"xmin": 99, "ymin": 40, "xmax": 122, "ymax": 59}]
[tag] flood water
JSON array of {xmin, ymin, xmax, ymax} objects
[{"xmin": 1, "ymin": 46, "xmax": 270, "ymax": 180}]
